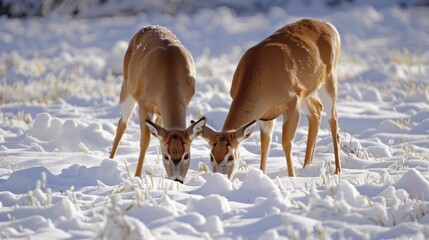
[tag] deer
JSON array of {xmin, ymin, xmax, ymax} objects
[
  {"xmin": 109, "ymin": 25, "xmax": 206, "ymax": 183},
  {"xmin": 201, "ymin": 19, "xmax": 341, "ymax": 179}
]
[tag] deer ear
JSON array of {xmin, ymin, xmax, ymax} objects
[
  {"xmin": 201, "ymin": 124, "xmax": 217, "ymax": 143},
  {"xmin": 187, "ymin": 117, "xmax": 206, "ymax": 140},
  {"xmin": 236, "ymin": 120, "xmax": 257, "ymax": 142},
  {"xmin": 146, "ymin": 119, "xmax": 166, "ymax": 139}
]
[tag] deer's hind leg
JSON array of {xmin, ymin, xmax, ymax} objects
[
  {"xmin": 110, "ymin": 95, "xmax": 137, "ymax": 159},
  {"xmin": 319, "ymin": 74, "xmax": 341, "ymax": 174},
  {"xmin": 282, "ymin": 96, "xmax": 301, "ymax": 177},
  {"xmin": 303, "ymin": 95, "xmax": 323, "ymax": 167}
]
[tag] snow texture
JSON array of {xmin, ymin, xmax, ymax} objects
[{"xmin": 1, "ymin": 1, "xmax": 429, "ymax": 239}]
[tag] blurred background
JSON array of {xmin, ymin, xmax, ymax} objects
[{"xmin": 1, "ymin": 0, "xmax": 428, "ymax": 18}]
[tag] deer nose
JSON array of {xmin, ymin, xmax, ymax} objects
[{"xmin": 173, "ymin": 178, "xmax": 183, "ymax": 184}]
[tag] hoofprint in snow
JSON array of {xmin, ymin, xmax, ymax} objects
[{"xmin": 1, "ymin": 3, "xmax": 429, "ymax": 240}]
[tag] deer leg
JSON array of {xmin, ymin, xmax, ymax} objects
[
  {"xmin": 110, "ymin": 119, "xmax": 127, "ymax": 159},
  {"xmin": 110, "ymin": 96, "xmax": 136, "ymax": 159},
  {"xmin": 303, "ymin": 96, "xmax": 322, "ymax": 167},
  {"xmin": 329, "ymin": 108, "xmax": 341, "ymax": 174},
  {"xmin": 259, "ymin": 119, "xmax": 275, "ymax": 173},
  {"xmin": 320, "ymin": 75, "xmax": 341, "ymax": 174},
  {"xmin": 135, "ymin": 105, "xmax": 152, "ymax": 177},
  {"xmin": 282, "ymin": 97, "xmax": 301, "ymax": 177}
]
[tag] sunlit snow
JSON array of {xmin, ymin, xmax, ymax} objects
[{"xmin": 1, "ymin": 1, "xmax": 429, "ymax": 239}]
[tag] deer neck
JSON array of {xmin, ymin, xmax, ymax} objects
[
  {"xmin": 222, "ymin": 96, "xmax": 262, "ymax": 131},
  {"xmin": 159, "ymin": 91, "xmax": 187, "ymax": 130}
]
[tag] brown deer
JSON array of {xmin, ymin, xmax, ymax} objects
[
  {"xmin": 109, "ymin": 25, "xmax": 206, "ymax": 183},
  {"xmin": 201, "ymin": 19, "xmax": 341, "ymax": 179}
]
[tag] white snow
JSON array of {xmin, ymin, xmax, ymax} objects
[{"xmin": 1, "ymin": 1, "xmax": 429, "ymax": 239}]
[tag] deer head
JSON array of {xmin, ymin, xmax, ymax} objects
[
  {"xmin": 201, "ymin": 120, "xmax": 257, "ymax": 179},
  {"xmin": 146, "ymin": 117, "xmax": 206, "ymax": 183}
]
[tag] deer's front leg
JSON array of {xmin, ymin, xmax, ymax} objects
[
  {"xmin": 259, "ymin": 119, "xmax": 275, "ymax": 173},
  {"xmin": 135, "ymin": 105, "xmax": 152, "ymax": 177}
]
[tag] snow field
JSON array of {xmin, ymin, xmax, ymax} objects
[{"xmin": 0, "ymin": 2, "xmax": 429, "ymax": 239}]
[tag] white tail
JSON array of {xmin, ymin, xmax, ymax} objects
[
  {"xmin": 202, "ymin": 19, "xmax": 341, "ymax": 179},
  {"xmin": 109, "ymin": 25, "xmax": 205, "ymax": 183}
]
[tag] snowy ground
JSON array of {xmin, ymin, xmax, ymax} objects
[{"xmin": 1, "ymin": 2, "xmax": 429, "ymax": 239}]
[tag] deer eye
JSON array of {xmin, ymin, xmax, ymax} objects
[
  {"xmin": 164, "ymin": 155, "xmax": 169, "ymax": 161},
  {"xmin": 184, "ymin": 154, "xmax": 189, "ymax": 160},
  {"xmin": 228, "ymin": 155, "xmax": 234, "ymax": 161},
  {"xmin": 210, "ymin": 156, "xmax": 214, "ymax": 162}
]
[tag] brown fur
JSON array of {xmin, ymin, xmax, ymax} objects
[
  {"xmin": 209, "ymin": 132, "xmax": 239, "ymax": 164},
  {"xmin": 110, "ymin": 26, "xmax": 203, "ymax": 181},
  {"xmin": 225, "ymin": 19, "xmax": 340, "ymax": 128},
  {"xmin": 204, "ymin": 19, "xmax": 341, "ymax": 178},
  {"xmin": 164, "ymin": 133, "xmax": 188, "ymax": 162},
  {"xmin": 122, "ymin": 26, "xmax": 195, "ymax": 128}
]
